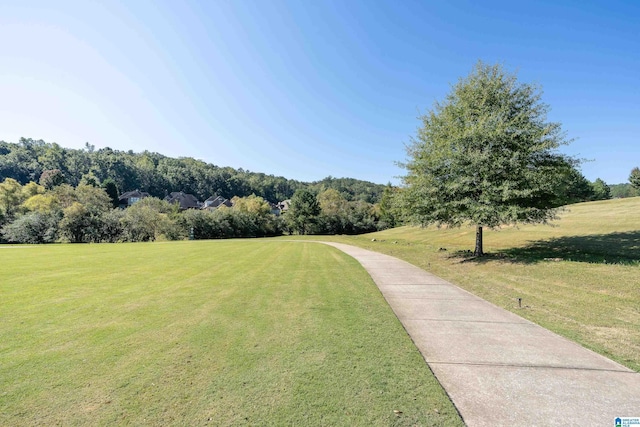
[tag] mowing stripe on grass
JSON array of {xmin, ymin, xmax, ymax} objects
[{"xmin": 1, "ymin": 240, "xmax": 463, "ymax": 426}]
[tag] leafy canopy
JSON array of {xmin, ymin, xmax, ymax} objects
[
  {"xmin": 401, "ymin": 62, "xmax": 576, "ymax": 232},
  {"xmin": 590, "ymin": 178, "xmax": 611, "ymax": 201},
  {"xmin": 286, "ymin": 189, "xmax": 320, "ymax": 235}
]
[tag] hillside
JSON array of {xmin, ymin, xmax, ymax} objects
[{"xmin": 0, "ymin": 138, "xmax": 387, "ymax": 203}]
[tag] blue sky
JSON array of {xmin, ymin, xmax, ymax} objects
[{"xmin": 1, "ymin": 0, "xmax": 638, "ymax": 185}]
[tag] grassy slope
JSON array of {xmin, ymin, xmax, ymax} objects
[
  {"xmin": 0, "ymin": 241, "xmax": 463, "ymax": 426},
  {"xmin": 324, "ymin": 197, "xmax": 640, "ymax": 371}
]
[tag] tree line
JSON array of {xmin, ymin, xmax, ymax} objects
[
  {"xmin": 0, "ymin": 138, "xmax": 386, "ymax": 204},
  {"xmin": 0, "ymin": 139, "xmax": 393, "ymax": 243},
  {"xmin": 0, "ymin": 177, "xmax": 385, "ymax": 244}
]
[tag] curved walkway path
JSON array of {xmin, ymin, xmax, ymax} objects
[{"xmin": 321, "ymin": 242, "xmax": 640, "ymax": 426}]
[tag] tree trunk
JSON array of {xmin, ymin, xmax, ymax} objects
[{"xmin": 474, "ymin": 225, "xmax": 484, "ymax": 256}]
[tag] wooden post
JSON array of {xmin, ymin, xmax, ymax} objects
[{"xmin": 474, "ymin": 225, "xmax": 484, "ymax": 256}]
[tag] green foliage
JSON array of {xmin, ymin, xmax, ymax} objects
[
  {"xmin": 120, "ymin": 204, "xmax": 162, "ymax": 242},
  {"xmin": 116, "ymin": 197, "xmax": 181, "ymax": 241},
  {"xmin": 119, "ymin": 198, "xmax": 171, "ymax": 242},
  {"xmin": 231, "ymin": 194, "xmax": 271, "ymax": 216},
  {"xmin": 1, "ymin": 178, "xmax": 60, "ymax": 242},
  {"xmin": 287, "ymin": 188, "xmax": 382, "ymax": 235},
  {"xmin": 551, "ymin": 167, "xmax": 594, "ymax": 205},
  {"xmin": 0, "ymin": 138, "xmax": 45, "ymax": 183},
  {"xmin": 100, "ymin": 209, "xmax": 125, "ymax": 243},
  {"xmin": 79, "ymin": 172, "xmax": 100, "ymax": 187},
  {"xmin": 22, "ymin": 181, "xmax": 45, "ymax": 198},
  {"xmin": 1, "ymin": 211, "xmax": 60, "ymax": 243},
  {"xmin": 51, "ymin": 184, "xmax": 77, "ymax": 209},
  {"xmin": 343, "ymin": 200, "xmax": 379, "ymax": 234},
  {"xmin": 590, "ymin": 178, "xmax": 611, "ymax": 201},
  {"xmin": 0, "ymin": 140, "xmax": 392, "ymax": 240},
  {"xmin": 21, "ymin": 193, "xmax": 59, "ymax": 213},
  {"xmin": 179, "ymin": 209, "xmax": 218, "ymax": 239},
  {"xmin": 0, "ymin": 178, "xmax": 26, "ymax": 225},
  {"xmin": 378, "ymin": 184, "xmax": 402, "ymax": 228},
  {"xmin": 308, "ymin": 176, "xmax": 386, "ymax": 203},
  {"xmin": 629, "ymin": 167, "xmax": 640, "ymax": 190},
  {"xmin": 316, "ymin": 189, "xmax": 349, "ymax": 234},
  {"xmin": 0, "ymin": 183, "xmax": 287, "ymax": 243},
  {"xmin": 317, "ymin": 188, "xmax": 347, "ymax": 214},
  {"xmin": 39, "ymin": 169, "xmax": 64, "ymax": 189},
  {"xmin": 286, "ymin": 189, "xmax": 321, "ymax": 235},
  {"xmin": 231, "ymin": 195, "xmax": 281, "ymax": 237},
  {"xmin": 610, "ymin": 183, "xmax": 640, "ymax": 198},
  {"xmin": 401, "ymin": 62, "xmax": 577, "ymax": 255},
  {"xmin": 59, "ymin": 202, "xmax": 91, "ymax": 243},
  {"xmin": 179, "ymin": 202, "xmax": 281, "ymax": 240},
  {"xmin": 37, "ymin": 142, "xmax": 66, "ymax": 171},
  {"xmin": 134, "ymin": 196, "xmax": 178, "ymax": 215},
  {"xmin": 0, "ymin": 139, "xmax": 385, "ymax": 204},
  {"xmin": 75, "ymin": 184, "xmax": 113, "ymax": 213},
  {"xmin": 55, "ymin": 185, "xmax": 121, "ymax": 243},
  {"xmin": 102, "ymin": 178, "xmax": 119, "ymax": 208}
]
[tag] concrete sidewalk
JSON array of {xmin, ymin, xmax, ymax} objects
[{"xmin": 321, "ymin": 242, "xmax": 640, "ymax": 426}]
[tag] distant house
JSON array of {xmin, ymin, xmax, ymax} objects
[
  {"xmin": 118, "ymin": 190, "xmax": 150, "ymax": 208},
  {"xmin": 277, "ymin": 199, "xmax": 291, "ymax": 214},
  {"xmin": 164, "ymin": 191, "xmax": 201, "ymax": 210},
  {"xmin": 203, "ymin": 195, "xmax": 232, "ymax": 211}
]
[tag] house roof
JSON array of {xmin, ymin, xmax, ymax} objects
[
  {"xmin": 204, "ymin": 195, "xmax": 232, "ymax": 208},
  {"xmin": 118, "ymin": 190, "xmax": 149, "ymax": 201},
  {"xmin": 164, "ymin": 191, "xmax": 201, "ymax": 210}
]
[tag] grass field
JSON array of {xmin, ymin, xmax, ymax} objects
[
  {"xmin": 323, "ymin": 197, "xmax": 640, "ymax": 371},
  {"xmin": 0, "ymin": 241, "xmax": 463, "ymax": 426}
]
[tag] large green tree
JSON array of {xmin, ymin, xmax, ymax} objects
[
  {"xmin": 317, "ymin": 188, "xmax": 348, "ymax": 234},
  {"xmin": 286, "ymin": 189, "xmax": 320, "ymax": 235},
  {"xmin": 590, "ymin": 178, "xmax": 611, "ymax": 201},
  {"xmin": 57, "ymin": 185, "xmax": 114, "ymax": 243},
  {"xmin": 378, "ymin": 184, "xmax": 401, "ymax": 228},
  {"xmin": 401, "ymin": 62, "xmax": 576, "ymax": 256},
  {"xmin": 102, "ymin": 178, "xmax": 119, "ymax": 208}
]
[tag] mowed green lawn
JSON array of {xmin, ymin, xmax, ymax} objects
[
  {"xmin": 325, "ymin": 197, "xmax": 640, "ymax": 371},
  {"xmin": 0, "ymin": 241, "xmax": 463, "ymax": 426}
]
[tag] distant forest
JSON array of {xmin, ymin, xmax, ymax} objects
[
  {"xmin": 610, "ymin": 183, "xmax": 640, "ymax": 198},
  {"xmin": 0, "ymin": 138, "xmax": 387, "ymax": 203}
]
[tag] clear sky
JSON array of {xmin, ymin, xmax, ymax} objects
[{"xmin": 1, "ymin": 0, "xmax": 638, "ymax": 184}]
